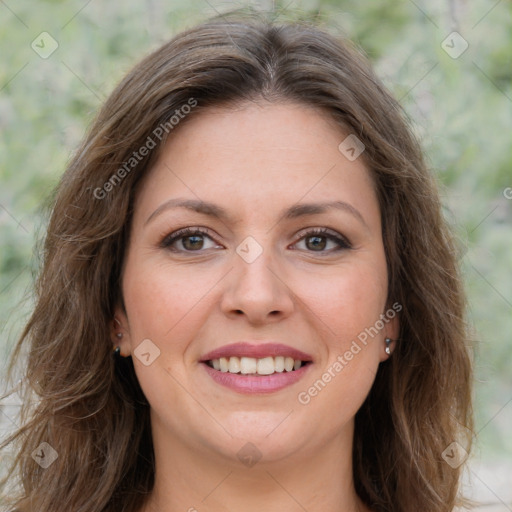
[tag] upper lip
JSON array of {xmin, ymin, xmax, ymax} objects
[{"xmin": 200, "ymin": 342, "xmax": 313, "ymax": 362}]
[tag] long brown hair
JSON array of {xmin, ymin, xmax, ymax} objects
[{"xmin": 1, "ymin": 11, "xmax": 473, "ymax": 512}]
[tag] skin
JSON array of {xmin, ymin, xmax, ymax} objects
[{"xmin": 113, "ymin": 101, "xmax": 399, "ymax": 512}]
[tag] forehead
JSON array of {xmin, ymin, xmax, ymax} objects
[{"xmin": 133, "ymin": 102, "xmax": 379, "ymax": 227}]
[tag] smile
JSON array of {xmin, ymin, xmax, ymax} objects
[
  {"xmin": 199, "ymin": 342, "xmax": 314, "ymax": 393},
  {"xmin": 205, "ymin": 356, "xmax": 311, "ymax": 375},
  {"xmin": 200, "ymin": 358, "xmax": 313, "ymax": 394}
]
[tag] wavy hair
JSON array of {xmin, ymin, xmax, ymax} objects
[{"xmin": 1, "ymin": 11, "xmax": 473, "ymax": 512}]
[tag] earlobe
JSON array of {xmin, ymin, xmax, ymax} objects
[
  {"xmin": 380, "ymin": 336, "xmax": 397, "ymax": 361},
  {"xmin": 110, "ymin": 310, "xmax": 131, "ymax": 357},
  {"xmin": 380, "ymin": 308, "xmax": 400, "ymax": 361}
]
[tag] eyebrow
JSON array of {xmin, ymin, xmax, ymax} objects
[{"xmin": 144, "ymin": 198, "xmax": 368, "ymax": 228}]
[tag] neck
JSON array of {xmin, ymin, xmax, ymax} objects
[{"xmin": 141, "ymin": 415, "xmax": 370, "ymax": 512}]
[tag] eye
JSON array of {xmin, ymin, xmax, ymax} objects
[
  {"xmin": 160, "ymin": 226, "xmax": 351, "ymax": 254},
  {"xmin": 160, "ymin": 227, "xmax": 222, "ymax": 252},
  {"xmin": 292, "ymin": 228, "xmax": 352, "ymax": 253}
]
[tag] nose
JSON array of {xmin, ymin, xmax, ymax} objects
[{"xmin": 220, "ymin": 245, "xmax": 295, "ymax": 325}]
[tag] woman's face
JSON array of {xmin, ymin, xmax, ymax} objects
[{"xmin": 115, "ymin": 102, "xmax": 398, "ymax": 465}]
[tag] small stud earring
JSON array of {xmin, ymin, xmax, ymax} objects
[
  {"xmin": 116, "ymin": 332, "xmax": 123, "ymax": 339},
  {"xmin": 385, "ymin": 337, "xmax": 392, "ymax": 356}
]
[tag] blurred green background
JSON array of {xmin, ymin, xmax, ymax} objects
[{"xmin": 1, "ymin": 0, "xmax": 511, "ymax": 507}]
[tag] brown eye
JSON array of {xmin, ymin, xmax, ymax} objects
[
  {"xmin": 294, "ymin": 228, "xmax": 352, "ymax": 253},
  {"xmin": 305, "ymin": 235, "xmax": 328, "ymax": 251},
  {"xmin": 160, "ymin": 228, "xmax": 221, "ymax": 252},
  {"xmin": 182, "ymin": 235, "xmax": 204, "ymax": 250}
]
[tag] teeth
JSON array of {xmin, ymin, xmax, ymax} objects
[
  {"xmin": 208, "ymin": 356, "xmax": 306, "ymax": 375},
  {"xmin": 229, "ymin": 356, "xmax": 241, "ymax": 373},
  {"xmin": 257, "ymin": 357, "xmax": 274, "ymax": 375},
  {"xmin": 240, "ymin": 356, "xmax": 257, "ymax": 374},
  {"xmin": 219, "ymin": 357, "xmax": 229, "ymax": 372}
]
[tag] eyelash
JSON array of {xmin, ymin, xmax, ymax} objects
[{"xmin": 159, "ymin": 227, "xmax": 352, "ymax": 254}]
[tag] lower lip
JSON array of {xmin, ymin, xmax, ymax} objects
[{"xmin": 201, "ymin": 362, "xmax": 313, "ymax": 394}]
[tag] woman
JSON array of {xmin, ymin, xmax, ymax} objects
[{"xmin": 1, "ymin": 11, "xmax": 473, "ymax": 512}]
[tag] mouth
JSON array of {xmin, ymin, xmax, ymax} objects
[
  {"xmin": 199, "ymin": 342, "xmax": 314, "ymax": 394},
  {"xmin": 203, "ymin": 356, "xmax": 313, "ymax": 376}
]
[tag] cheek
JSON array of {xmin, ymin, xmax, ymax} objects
[
  {"xmin": 299, "ymin": 260, "xmax": 388, "ymax": 342},
  {"xmin": 294, "ymin": 259, "xmax": 387, "ymax": 407},
  {"xmin": 122, "ymin": 258, "xmax": 216, "ymax": 340},
  {"xmin": 121, "ymin": 260, "xmax": 210, "ymax": 414}
]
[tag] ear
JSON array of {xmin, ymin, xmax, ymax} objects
[
  {"xmin": 110, "ymin": 306, "xmax": 132, "ymax": 357},
  {"xmin": 379, "ymin": 309, "xmax": 400, "ymax": 362}
]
